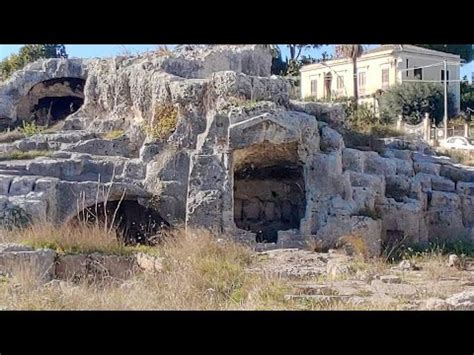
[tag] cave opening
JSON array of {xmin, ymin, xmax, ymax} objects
[
  {"xmin": 33, "ymin": 96, "xmax": 84, "ymax": 125},
  {"xmin": 73, "ymin": 200, "xmax": 170, "ymax": 245},
  {"xmin": 233, "ymin": 142, "xmax": 306, "ymax": 243},
  {"xmin": 17, "ymin": 77, "xmax": 85, "ymax": 126}
]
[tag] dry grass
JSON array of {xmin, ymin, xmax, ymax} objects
[
  {"xmin": 438, "ymin": 148, "xmax": 474, "ymax": 166},
  {"xmin": 0, "ymin": 227, "xmax": 295, "ymax": 310},
  {"xmin": 102, "ymin": 129, "xmax": 125, "ymax": 140},
  {"xmin": 2, "ymin": 221, "xmax": 472, "ymax": 310},
  {"xmin": 337, "ymin": 234, "xmax": 370, "ymax": 260},
  {"xmin": 155, "ymin": 45, "xmax": 174, "ymax": 57},
  {"xmin": 42, "ymin": 120, "xmax": 65, "ymax": 133},
  {"xmin": 0, "ymin": 223, "xmax": 154, "ymax": 256},
  {"xmin": 0, "ymin": 129, "xmax": 25, "ymax": 143}
]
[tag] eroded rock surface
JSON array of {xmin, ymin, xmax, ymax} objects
[{"xmin": 0, "ymin": 45, "xmax": 473, "ymax": 253}]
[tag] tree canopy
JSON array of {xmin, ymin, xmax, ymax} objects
[
  {"xmin": 379, "ymin": 82, "xmax": 456, "ymax": 125},
  {"xmin": 414, "ymin": 44, "xmax": 473, "ymax": 63},
  {"xmin": 0, "ymin": 44, "xmax": 68, "ymax": 81},
  {"xmin": 461, "ymin": 77, "xmax": 474, "ymax": 112}
]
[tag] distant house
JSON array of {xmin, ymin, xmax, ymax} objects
[{"xmin": 300, "ymin": 45, "xmax": 462, "ymax": 114}]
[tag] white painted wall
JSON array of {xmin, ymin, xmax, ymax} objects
[{"xmin": 300, "ymin": 47, "xmax": 462, "ymax": 114}]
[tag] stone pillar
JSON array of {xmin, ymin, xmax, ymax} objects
[
  {"xmin": 396, "ymin": 115, "xmax": 404, "ymax": 132},
  {"xmin": 185, "ymin": 153, "xmax": 227, "ymax": 234},
  {"xmin": 465, "ymin": 122, "xmax": 470, "ymax": 138},
  {"xmin": 423, "ymin": 112, "xmax": 431, "ymax": 142}
]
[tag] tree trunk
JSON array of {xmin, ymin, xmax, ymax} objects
[
  {"xmin": 289, "ymin": 45, "xmax": 295, "ymax": 61},
  {"xmin": 353, "ymin": 57, "xmax": 358, "ymax": 107}
]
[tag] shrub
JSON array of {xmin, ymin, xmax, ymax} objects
[
  {"xmin": 347, "ymin": 103, "xmax": 380, "ymax": 131},
  {"xmin": 0, "ymin": 206, "xmax": 31, "ymax": 230},
  {"xmin": 379, "ymin": 82, "xmax": 456, "ymax": 125},
  {"xmin": 144, "ymin": 104, "xmax": 178, "ymax": 140},
  {"xmin": 19, "ymin": 121, "xmax": 43, "ymax": 137},
  {"xmin": 461, "ymin": 80, "xmax": 474, "ymax": 112},
  {"xmin": 155, "ymin": 45, "xmax": 174, "ymax": 57}
]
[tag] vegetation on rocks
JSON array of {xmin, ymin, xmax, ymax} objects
[
  {"xmin": 102, "ymin": 129, "xmax": 125, "ymax": 140},
  {"xmin": 0, "ymin": 150, "xmax": 51, "ymax": 161},
  {"xmin": 0, "ymin": 206, "xmax": 31, "ymax": 230},
  {"xmin": 19, "ymin": 121, "xmax": 43, "ymax": 137},
  {"xmin": 227, "ymin": 97, "xmax": 261, "ymax": 109},
  {"xmin": 144, "ymin": 104, "xmax": 178, "ymax": 140},
  {"xmin": 0, "ymin": 129, "xmax": 25, "ymax": 143}
]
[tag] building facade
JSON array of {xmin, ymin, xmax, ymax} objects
[{"xmin": 300, "ymin": 45, "xmax": 462, "ymax": 114}]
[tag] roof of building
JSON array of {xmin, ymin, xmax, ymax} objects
[
  {"xmin": 363, "ymin": 44, "xmax": 402, "ymax": 54},
  {"xmin": 300, "ymin": 45, "xmax": 461, "ymax": 72},
  {"xmin": 364, "ymin": 44, "xmax": 461, "ymax": 58}
]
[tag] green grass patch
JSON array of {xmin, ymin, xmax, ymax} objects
[{"xmin": 0, "ymin": 150, "xmax": 51, "ymax": 161}]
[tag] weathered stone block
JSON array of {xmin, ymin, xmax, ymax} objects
[
  {"xmin": 342, "ymin": 148, "xmax": 365, "ymax": 172},
  {"xmin": 55, "ymin": 254, "xmax": 88, "ymax": 280},
  {"xmin": 0, "ymin": 247, "xmax": 56, "ymax": 283},
  {"xmin": 0, "ymin": 176, "xmax": 12, "ymax": 194},
  {"xmin": 9, "ymin": 176, "xmax": 36, "ymax": 195},
  {"xmin": 414, "ymin": 162, "xmax": 441, "ymax": 176},
  {"xmin": 431, "ymin": 176, "xmax": 455, "ymax": 192}
]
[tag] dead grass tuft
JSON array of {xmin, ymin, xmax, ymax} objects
[
  {"xmin": 337, "ymin": 234, "xmax": 370, "ymax": 260},
  {"xmin": 0, "ymin": 129, "xmax": 25, "ymax": 143},
  {"xmin": 102, "ymin": 129, "xmax": 125, "ymax": 140},
  {"xmin": 0, "ymin": 223, "xmax": 148, "ymax": 256}
]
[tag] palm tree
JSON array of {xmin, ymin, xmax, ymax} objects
[{"xmin": 337, "ymin": 45, "xmax": 364, "ymax": 106}]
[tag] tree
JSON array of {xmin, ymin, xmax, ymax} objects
[
  {"xmin": 337, "ymin": 45, "xmax": 364, "ymax": 105},
  {"xmin": 268, "ymin": 45, "xmax": 287, "ymax": 75},
  {"xmin": 461, "ymin": 76, "xmax": 474, "ymax": 112},
  {"xmin": 286, "ymin": 45, "xmax": 320, "ymax": 62},
  {"xmin": 379, "ymin": 82, "xmax": 456, "ymax": 125},
  {"xmin": 414, "ymin": 44, "xmax": 473, "ymax": 63},
  {"xmin": 285, "ymin": 45, "xmax": 321, "ymax": 76},
  {"xmin": 0, "ymin": 44, "xmax": 68, "ymax": 80},
  {"xmin": 263, "ymin": 45, "xmax": 322, "ymax": 76}
]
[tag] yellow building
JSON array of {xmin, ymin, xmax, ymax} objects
[{"xmin": 300, "ymin": 45, "xmax": 461, "ymax": 114}]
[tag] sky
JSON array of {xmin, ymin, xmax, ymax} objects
[{"xmin": 1, "ymin": 44, "xmax": 473, "ymax": 81}]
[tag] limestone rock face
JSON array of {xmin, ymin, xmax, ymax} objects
[
  {"xmin": 0, "ymin": 45, "xmax": 473, "ymax": 253},
  {"xmin": 0, "ymin": 58, "xmax": 87, "ymax": 124}
]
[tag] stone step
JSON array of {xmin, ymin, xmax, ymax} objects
[
  {"xmin": 0, "ymin": 162, "xmax": 29, "ymax": 171},
  {"xmin": 0, "ymin": 169, "xmax": 27, "ymax": 176}
]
